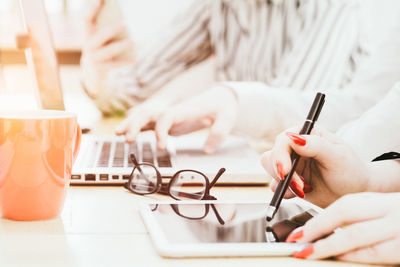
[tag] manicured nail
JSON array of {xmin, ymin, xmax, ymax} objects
[
  {"xmin": 293, "ymin": 246, "xmax": 314, "ymax": 259},
  {"xmin": 290, "ymin": 180, "xmax": 305, "ymax": 198},
  {"xmin": 303, "ymin": 181, "xmax": 313, "ymax": 193},
  {"xmin": 286, "ymin": 229, "xmax": 304, "ymax": 243},
  {"xmin": 298, "ymin": 175, "xmax": 313, "ymax": 194},
  {"xmin": 276, "ymin": 162, "xmax": 285, "ymax": 180},
  {"xmin": 286, "ymin": 132, "xmax": 306, "ymax": 146}
]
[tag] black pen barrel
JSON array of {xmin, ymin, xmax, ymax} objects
[
  {"xmin": 266, "ymin": 92, "xmax": 325, "ymax": 222},
  {"xmin": 306, "ymin": 93, "xmax": 325, "ymax": 121},
  {"xmin": 269, "ymin": 155, "xmax": 300, "ymax": 211},
  {"xmin": 299, "ymin": 120, "xmax": 314, "ymax": 135}
]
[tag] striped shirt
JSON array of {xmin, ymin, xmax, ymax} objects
[{"xmin": 89, "ymin": 0, "xmax": 367, "ymax": 114}]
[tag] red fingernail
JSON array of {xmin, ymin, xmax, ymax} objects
[
  {"xmin": 290, "ymin": 180, "xmax": 305, "ymax": 198},
  {"xmin": 303, "ymin": 181, "xmax": 313, "ymax": 193},
  {"xmin": 276, "ymin": 162, "xmax": 285, "ymax": 180},
  {"xmin": 286, "ymin": 229, "xmax": 304, "ymax": 243},
  {"xmin": 293, "ymin": 246, "xmax": 314, "ymax": 259},
  {"xmin": 286, "ymin": 132, "xmax": 306, "ymax": 146}
]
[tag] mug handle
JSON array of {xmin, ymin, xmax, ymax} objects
[{"xmin": 73, "ymin": 124, "xmax": 82, "ymax": 164}]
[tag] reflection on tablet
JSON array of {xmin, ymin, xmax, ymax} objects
[{"xmin": 150, "ymin": 202, "xmax": 317, "ymax": 244}]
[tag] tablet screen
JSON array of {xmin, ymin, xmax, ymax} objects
[{"xmin": 148, "ymin": 201, "xmax": 317, "ymax": 244}]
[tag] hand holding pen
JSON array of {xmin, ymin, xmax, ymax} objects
[{"xmin": 266, "ymin": 92, "xmax": 325, "ymax": 221}]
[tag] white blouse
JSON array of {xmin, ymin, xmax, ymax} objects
[{"xmin": 87, "ymin": 0, "xmax": 368, "ymax": 115}]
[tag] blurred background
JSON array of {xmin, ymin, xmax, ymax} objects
[
  {"xmin": 1, "ymin": 0, "xmax": 400, "ymax": 113},
  {"xmin": 0, "ymin": 0, "xmax": 192, "ymax": 112}
]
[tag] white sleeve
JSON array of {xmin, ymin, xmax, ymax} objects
[
  {"xmin": 221, "ymin": 19, "xmax": 400, "ymax": 150},
  {"xmin": 222, "ymin": 81, "xmax": 388, "ymax": 150},
  {"xmin": 337, "ymin": 83, "xmax": 400, "ymax": 161}
]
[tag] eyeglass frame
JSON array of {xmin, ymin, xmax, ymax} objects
[
  {"xmin": 124, "ymin": 153, "xmax": 226, "ymax": 200},
  {"xmin": 150, "ymin": 203, "xmax": 226, "ymax": 225},
  {"xmin": 170, "ymin": 203, "xmax": 225, "ymax": 225}
]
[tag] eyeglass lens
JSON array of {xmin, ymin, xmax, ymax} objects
[
  {"xmin": 169, "ymin": 171, "xmax": 207, "ymax": 200},
  {"xmin": 130, "ymin": 164, "xmax": 158, "ymax": 194}
]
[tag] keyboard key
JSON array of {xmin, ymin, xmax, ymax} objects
[
  {"xmin": 142, "ymin": 142, "xmax": 154, "ymax": 164},
  {"xmin": 157, "ymin": 149, "xmax": 172, "ymax": 167},
  {"xmin": 97, "ymin": 141, "xmax": 111, "ymax": 167},
  {"xmin": 113, "ymin": 142, "xmax": 124, "ymax": 167},
  {"xmin": 99, "ymin": 174, "xmax": 108, "ymax": 181},
  {"xmin": 85, "ymin": 174, "xmax": 96, "ymax": 181},
  {"xmin": 128, "ymin": 143, "xmax": 138, "ymax": 167},
  {"xmin": 71, "ymin": 174, "xmax": 81, "ymax": 180}
]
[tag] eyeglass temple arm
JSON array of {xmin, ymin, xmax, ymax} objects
[
  {"xmin": 210, "ymin": 204, "xmax": 225, "ymax": 225},
  {"xmin": 129, "ymin": 153, "xmax": 154, "ymax": 185},
  {"xmin": 209, "ymin": 168, "xmax": 226, "ymax": 188},
  {"xmin": 130, "ymin": 153, "xmax": 140, "ymax": 168}
]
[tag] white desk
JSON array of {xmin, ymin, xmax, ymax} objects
[
  {"xmin": 0, "ymin": 185, "xmax": 369, "ymax": 267},
  {"xmin": 0, "ymin": 67, "xmax": 369, "ymax": 267}
]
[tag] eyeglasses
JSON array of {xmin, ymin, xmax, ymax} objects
[{"xmin": 124, "ymin": 154, "xmax": 225, "ymax": 200}]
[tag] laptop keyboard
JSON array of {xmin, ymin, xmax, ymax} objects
[
  {"xmin": 88, "ymin": 141, "xmax": 172, "ymax": 169},
  {"xmin": 142, "ymin": 142, "xmax": 154, "ymax": 164}
]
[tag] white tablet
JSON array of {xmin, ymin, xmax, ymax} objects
[{"xmin": 139, "ymin": 199, "xmax": 322, "ymax": 258}]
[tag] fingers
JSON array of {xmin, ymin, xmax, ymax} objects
[
  {"xmin": 169, "ymin": 118, "xmax": 213, "ymax": 136},
  {"xmin": 155, "ymin": 104, "xmax": 215, "ymax": 150},
  {"xmin": 85, "ymin": 0, "xmax": 103, "ymax": 29},
  {"xmin": 337, "ymin": 237, "xmax": 400, "ymax": 264},
  {"xmin": 274, "ymin": 131, "xmax": 341, "ymax": 175},
  {"xmin": 204, "ymin": 113, "xmax": 234, "ymax": 154},
  {"xmin": 308, "ymin": 217, "xmax": 396, "ymax": 259},
  {"xmin": 270, "ymin": 179, "xmax": 296, "ymax": 199},
  {"xmin": 286, "ymin": 133, "xmax": 337, "ymax": 164},
  {"xmin": 156, "ymin": 111, "xmax": 231, "ymax": 152},
  {"xmin": 115, "ymin": 118, "xmax": 129, "ymax": 135},
  {"xmin": 269, "ymin": 127, "xmax": 299, "ymax": 180},
  {"xmin": 126, "ymin": 86, "xmax": 237, "ymax": 151},
  {"xmin": 269, "ymin": 125, "xmax": 340, "ymax": 175},
  {"xmin": 261, "ymin": 151, "xmax": 300, "ymax": 198},
  {"xmin": 92, "ymin": 39, "xmax": 133, "ymax": 62},
  {"xmin": 155, "ymin": 112, "xmax": 176, "ymax": 150},
  {"xmin": 300, "ymin": 193, "xmax": 389, "ymax": 243},
  {"xmin": 87, "ymin": 23, "xmax": 127, "ymax": 50},
  {"xmin": 116, "ymin": 115, "xmax": 150, "ymax": 143},
  {"xmin": 261, "ymin": 151, "xmax": 277, "ymax": 180}
]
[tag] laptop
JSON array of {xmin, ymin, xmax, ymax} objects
[{"xmin": 18, "ymin": 0, "xmax": 267, "ymax": 185}]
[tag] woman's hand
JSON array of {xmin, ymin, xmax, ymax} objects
[
  {"xmin": 287, "ymin": 192, "xmax": 400, "ymax": 265},
  {"xmin": 115, "ymin": 85, "xmax": 238, "ymax": 154},
  {"xmin": 80, "ymin": 0, "xmax": 134, "ymax": 98},
  {"xmin": 261, "ymin": 126, "xmax": 371, "ymax": 207}
]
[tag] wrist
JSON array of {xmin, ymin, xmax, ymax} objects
[{"xmin": 365, "ymin": 160, "xmax": 400, "ymax": 192}]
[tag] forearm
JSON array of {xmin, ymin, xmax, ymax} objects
[
  {"xmin": 84, "ymin": 0, "xmax": 213, "ymax": 114},
  {"xmin": 144, "ymin": 57, "xmax": 216, "ymax": 107}
]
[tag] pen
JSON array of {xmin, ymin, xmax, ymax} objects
[{"xmin": 266, "ymin": 92, "xmax": 325, "ymax": 221}]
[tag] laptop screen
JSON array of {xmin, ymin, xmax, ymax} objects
[{"xmin": 18, "ymin": 0, "xmax": 65, "ymax": 110}]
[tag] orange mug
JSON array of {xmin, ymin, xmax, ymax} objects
[{"xmin": 0, "ymin": 110, "xmax": 81, "ymax": 221}]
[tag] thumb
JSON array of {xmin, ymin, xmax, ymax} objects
[
  {"xmin": 285, "ymin": 132, "xmax": 339, "ymax": 166},
  {"xmin": 204, "ymin": 115, "xmax": 233, "ymax": 154}
]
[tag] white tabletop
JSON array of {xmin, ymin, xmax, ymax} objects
[{"xmin": 0, "ymin": 186, "xmax": 368, "ymax": 267}]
